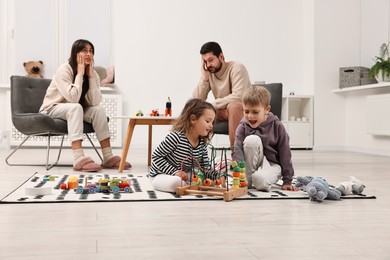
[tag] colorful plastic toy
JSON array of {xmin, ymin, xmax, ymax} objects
[
  {"xmin": 165, "ymin": 97, "xmax": 172, "ymax": 116},
  {"xmin": 176, "ymin": 146, "xmax": 248, "ymax": 202},
  {"xmin": 75, "ymin": 177, "xmax": 132, "ymax": 195},
  {"xmin": 67, "ymin": 176, "xmax": 78, "ymax": 189},
  {"xmin": 135, "ymin": 109, "xmax": 144, "ymax": 116},
  {"xmin": 150, "ymin": 109, "xmax": 159, "ymax": 116}
]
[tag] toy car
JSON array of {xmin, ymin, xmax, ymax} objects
[
  {"xmin": 75, "ymin": 183, "xmax": 98, "ymax": 194},
  {"xmin": 75, "ymin": 178, "xmax": 132, "ymax": 195}
]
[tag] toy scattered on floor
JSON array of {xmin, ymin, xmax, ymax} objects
[
  {"xmin": 150, "ymin": 109, "xmax": 159, "ymax": 116},
  {"xmin": 23, "ymin": 60, "xmax": 44, "ymax": 78},
  {"xmin": 296, "ymin": 176, "xmax": 341, "ymax": 202},
  {"xmin": 76, "ymin": 177, "xmax": 132, "ymax": 195},
  {"xmin": 100, "ymin": 177, "xmax": 132, "ymax": 194},
  {"xmin": 67, "ymin": 175, "xmax": 79, "ymax": 189},
  {"xmin": 42, "ymin": 175, "xmax": 56, "ymax": 182},
  {"xmin": 165, "ymin": 97, "xmax": 172, "ymax": 116},
  {"xmin": 336, "ymin": 176, "xmax": 365, "ymax": 195},
  {"xmin": 295, "ymin": 176, "xmax": 314, "ymax": 188}
]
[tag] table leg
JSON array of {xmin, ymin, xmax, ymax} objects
[
  {"xmin": 119, "ymin": 119, "xmax": 136, "ymax": 173},
  {"xmin": 148, "ymin": 124, "xmax": 152, "ymax": 166}
]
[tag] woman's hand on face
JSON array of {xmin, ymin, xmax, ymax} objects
[
  {"xmin": 86, "ymin": 57, "xmax": 94, "ymax": 78},
  {"xmin": 86, "ymin": 64, "xmax": 93, "ymax": 78},
  {"xmin": 77, "ymin": 53, "xmax": 85, "ymax": 76}
]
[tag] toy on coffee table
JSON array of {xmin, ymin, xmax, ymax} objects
[
  {"xmin": 165, "ymin": 97, "xmax": 172, "ymax": 116},
  {"xmin": 135, "ymin": 109, "xmax": 144, "ymax": 116},
  {"xmin": 150, "ymin": 109, "xmax": 159, "ymax": 116},
  {"xmin": 176, "ymin": 146, "xmax": 248, "ymax": 202}
]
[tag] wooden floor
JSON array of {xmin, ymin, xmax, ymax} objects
[{"xmin": 0, "ymin": 147, "xmax": 389, "ymax": 259}]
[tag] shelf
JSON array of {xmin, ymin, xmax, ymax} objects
[
  {"xmin": 332, "ymin": 82, "xmax": 390, "ymax": 93},
  {"xmin": 281, "ymin": 95, "xmax": 313, "ymax": 149}
]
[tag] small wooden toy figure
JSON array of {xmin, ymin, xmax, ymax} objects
[{"xmin": 165, "ymin": 97, "xmax": 172, "ymax": 116}]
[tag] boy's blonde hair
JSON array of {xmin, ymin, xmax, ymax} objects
[{"xmin": 242, "ymin": 85, "xmax": 271, "ymax": 107}]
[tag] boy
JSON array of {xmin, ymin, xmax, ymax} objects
[{"xmin": 232, "ymin": 86, "xmax": 298, "ymax": 192}]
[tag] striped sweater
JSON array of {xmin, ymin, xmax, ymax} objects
[{"xmin": 149, "ymin": 131, "xmax": 220, "ymax": 180}]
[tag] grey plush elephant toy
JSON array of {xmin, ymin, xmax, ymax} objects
[{"xmin": 296, "ymin": 176, "xmax": 341, "ymax": 202}]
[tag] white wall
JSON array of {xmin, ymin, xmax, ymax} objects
[
  {"xmin": 0, "ymin": 0, "xmax": 5, "ymax": 83},
  {"xmin": 114, "ymin": 0, "xmax": 313, "ymax": 148},
  {"xmin": 0, "ymin": 0, "xmax": 112, "ymax": 136},
  {"xmin": 360, "ymin": 0, "xmax": 390, "ymax": 67},
  {"xmin": 313, "ymin": 0, "xmax": 361, "ymax": 150},
  {"xmin": 11, "ymin": 0, "xmax": 56, "ymax": 79},
  {"xmin": 0, "ymin": 0, "xmax": 112, "ymax": 82},
  {"xmin": 313, "ymin": 0, "xmax": 390, "ymax": 155},
  {"xmin": 343, "ymin": 0, "xmax": 390, "ymax": 156}
]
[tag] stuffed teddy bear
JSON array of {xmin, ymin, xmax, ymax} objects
[
  {"xmin": 23, "ymin": 60, "xmax": 43, "ymax": 78},
  {"xmin": 295, "ymin": 176, "xmax": 314, "ymax": 188},
  {"xmin": 296, "ymin": 176, "xmax": 341, "ymax": 202},
  {"xmin": 336, "ymin": 176, "xmax": 365, "ymax": 195}
]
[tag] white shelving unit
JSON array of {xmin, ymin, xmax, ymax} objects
[{"xmin": 281, "ymin": 95, "xmax": 314, "ymax": 149}]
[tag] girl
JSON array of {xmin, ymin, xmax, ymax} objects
[
  {"xmin": 39, "ymin": 39, "xmax": 131, "ymax": 172},
  {"xmin": 149, "ymin": 98, "xmax": 224, "ymax": 193}
]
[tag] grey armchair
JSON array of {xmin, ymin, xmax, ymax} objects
[
  {"xmin": 213, "ymin": 83, "xmax": 283, "ymax": 135},
  {"xmin": 5, "ymin": 75, "xmax": 103, "ymax": 170}
]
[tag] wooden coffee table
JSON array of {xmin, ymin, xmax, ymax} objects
[{"xmin": 114, "ymin": 116, "xmax": 177, "ymax": 172}]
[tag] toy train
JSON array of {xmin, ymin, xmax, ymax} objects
[{"xmin": 74, "ymin": 177, "xmax": 132, "ymax": 195}]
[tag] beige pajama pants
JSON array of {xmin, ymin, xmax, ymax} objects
[
  {"xmin": 48, "ymin": 103, "xmax": 110, "ymax": 143},
  {"xmin": 243, "ymin": 135, "xmax": 282, "ymax": 191}
]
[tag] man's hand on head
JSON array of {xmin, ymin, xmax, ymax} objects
[{"xmin": 200, "ymin": 57, "xmax": 210, "ymax": 81}]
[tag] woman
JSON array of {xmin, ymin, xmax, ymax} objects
[{"xmin": 40, "ymin": 39, "xmax": 131, "ymax": 172}]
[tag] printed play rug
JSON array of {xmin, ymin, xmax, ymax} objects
[{"xmin": 0, "ymin": 172, "xmax": 376, "ymax": 204}]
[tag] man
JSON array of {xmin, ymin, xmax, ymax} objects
[{"xmin": 192, "ymin": 41, "xmax": 251, "ymax": 146}]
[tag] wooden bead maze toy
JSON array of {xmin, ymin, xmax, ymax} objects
[{"xmin": 176, "ymin": 146, "xmax": 248, "ymax": 202}]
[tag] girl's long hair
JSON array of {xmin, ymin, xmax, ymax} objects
[{"xmin": 172, "ymin": 98, "xmax": 217, "ymax": 142}]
